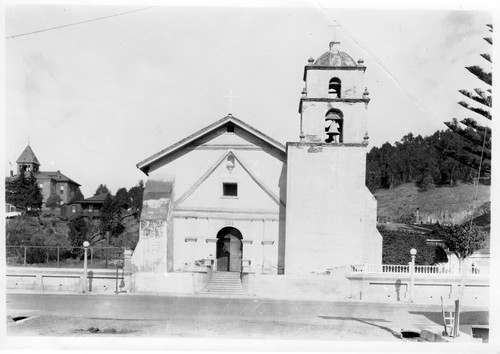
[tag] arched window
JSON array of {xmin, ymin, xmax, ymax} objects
[
  {"xmin": 325, "ymin": 109, "xmax": 344, "ymax": 143},
  {"xmin": 328, "ymin": 77, "xmax": 342, "ymax": 98}
]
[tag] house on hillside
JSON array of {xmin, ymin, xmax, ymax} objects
[
  {"xmin": 7, "ymin": 144, "xmax": 81, "ymax": 211},
  {"xmin": 61, "ymin": 193, "xmax": 109, "ymax": 220}
]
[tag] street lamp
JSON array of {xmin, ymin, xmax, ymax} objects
[
  {"xmin": 83, "ymin": 241, "xmax": 90, "ymax": 293},
  {"xmin": 409, "ymin": 248, "xmax": 417, "ymax": 303}
]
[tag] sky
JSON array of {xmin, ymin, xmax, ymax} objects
[{"xmin": 3, "ymin": 1, "xmax": 493, "ymax": 198}]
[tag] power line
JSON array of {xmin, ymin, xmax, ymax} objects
[{"xmin": 6, "ymin": 6, "xmax": 157, "ymax": 40}]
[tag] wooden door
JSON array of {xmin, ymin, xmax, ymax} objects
[
  {"xmin": 217, "ymin": 236, "xmax": 230, "ymax": 271},
  {"xmin": 229, "ymin": 234, "xmax": 242, "ymax": 272}
]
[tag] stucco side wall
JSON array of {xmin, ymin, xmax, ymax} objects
[
  {"xmin": 363, "ymin": 187, "xmax": 383, "ymax": 264},
  {"xmin": 285, "ymin": 144, "xmax": 375, "ymax": 274}
]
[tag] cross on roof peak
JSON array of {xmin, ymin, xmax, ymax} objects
[{"xmin": 223, "ymin": 90, "xmax": 239, "ymax": 115}]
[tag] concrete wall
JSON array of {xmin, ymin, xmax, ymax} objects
[
  {"xmin": 347, "ymin": 273, "xmax": 489, "ymax": 306},
  {"xmin": 245, "ymin": 267, "xmax": 352, "ymax": 299},
  {"xmin": 6, "ymin": 267, "xmax": 131, "ymax": 293},
  {"xmin": 131, "ymin": 271, "xmax": 210, "ymax": 294}
]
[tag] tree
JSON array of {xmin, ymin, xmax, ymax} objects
[
  {"xmin": 437, "ymin": 221, "xmax": 487, "ymax": 333},
  {"xmin": 442, "ymin": 24, "xmax": 492, "ymax": 176},
  {"xmin": 99, "ymin": 194, "xmax": 125, "ymax": 237},
  {"xmin": 129, "ymin": 180, "xmax": 145, "ymax": 212},
  {"xmin": 5, "ymin": 170, "xmax": 43, "ymax": 215},
  {"xmin": 46, "ymin": 194, "xmax": 62, "ymax": 210},
  {"xmin": 68, "ymin": 216, "xmax": 89, "ymax": 256},
  {"xmin": 114, "ymin": 187, "xmax": 131, "ymax": 210},
  {"xmin": 94, "ymin": 184, "xmax": 110, "ymax": 196},
  {"xmin": 437, "ymin": 222, "xmax": 486, "ymax": 264},
  {"xmin": 70, "ymin": 187, "xmax": 85, "ymax": 203}
]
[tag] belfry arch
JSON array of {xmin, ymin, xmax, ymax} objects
[
  {"xmin": 328, "ymin": 77, "xmax": 342, "ymax": 97},
  {"xmin": 325, "ymin": 108, "xmax": 344, "ymax": 143},
  {"xmin": 216, "ymin": 227, "xmax": 243, "ymax": 272}
]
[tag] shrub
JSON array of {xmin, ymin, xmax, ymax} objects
[{"xmin": 379, "ymin": 225, "xmax": 448, "ymax": 265}]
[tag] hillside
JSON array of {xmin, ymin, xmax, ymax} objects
[{"xmin": 374, "ymin": 182, "xmax": 490, "ymax": 224}]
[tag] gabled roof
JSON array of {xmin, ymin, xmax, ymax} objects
[
  {"xmin": 136, "ymin": 115, "xmax": 286, "ymax": 175},
  {"xmin": 78, "ymin": 193, "xmax": 109, "ymax": 204},
  {"xmin": 36, "ymin": 171, "xmax": 81, "ymax": 186},
  {"xmin": 16, "ymin": 145, "xmax": 40, "ymax": 165}
]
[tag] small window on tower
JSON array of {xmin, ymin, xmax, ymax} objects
[
  {"xmin": 328, "ymin": 77, "xmax": 342, "ymax": 98},
  {"xmin": 222, "ymin": 182, "xmax": 238, "ymax": 197},
  {"xmin": 226, "ymin": 124, "xmax": 235, "ymax": 133}
]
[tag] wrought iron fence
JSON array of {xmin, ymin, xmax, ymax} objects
[{"xmin": 6, "ymin": 245, "xmax": 125, "ymax": 269}]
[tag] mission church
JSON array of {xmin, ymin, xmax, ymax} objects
[{"xmin": 130, "ymin": 40, "xmax": 382, "ymax": 295}]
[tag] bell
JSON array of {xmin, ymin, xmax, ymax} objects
[{"xmin": 326, "ymin": 120, "xmax": 340, "ymax": 135}]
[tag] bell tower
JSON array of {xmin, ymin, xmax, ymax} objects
[
  {"xmin": 284, "ymin": 41, "xmax": 382, "ymax": 275},
  {"xmin": 299, "ymin": 41, "xmax": 370, "ymax": 144},
  {"xmin": 16, "ymin": 144, "xmax": 41, "ymax": 174}
]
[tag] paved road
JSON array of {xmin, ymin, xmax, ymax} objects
[{"xmin": 6, "ymin": 293, "xmax": 489, "ymax": 342}]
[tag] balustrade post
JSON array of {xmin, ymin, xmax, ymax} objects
[{"xmin": 409, "ymin": 249, "xmax": 417, "ymax": 303}]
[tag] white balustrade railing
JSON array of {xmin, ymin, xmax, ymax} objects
[{"xmin": 350, "ymin": 263, "xmax": 489, "ymax": 276}]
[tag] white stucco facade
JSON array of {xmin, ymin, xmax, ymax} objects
[
  {"xmin": 137, "ymin": 120, "xmax": 287, "ymax": 275},
  {"xmin": 131, "ymin": 41, "xmax": 382, "ymax": 291}
]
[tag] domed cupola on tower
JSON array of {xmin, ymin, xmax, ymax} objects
[
  {"xmin": 298, "ymin": 41, "xmax": 370, "ymax": 144},
  {"xmin": 313, "ymin": 41, "xmax": 358, "ymax": 67}
]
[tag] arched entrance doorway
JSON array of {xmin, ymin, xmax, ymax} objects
[{"xmin": 216, "ymin": 227, "xmax": 242, "ymax": 272}]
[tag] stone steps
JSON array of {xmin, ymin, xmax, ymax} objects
[{"xmin": 200, "ymin": 272, "xmax": 247, "ymax": 295}]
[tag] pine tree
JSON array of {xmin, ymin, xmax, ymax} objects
[
  {"xmin": 114, "ymin": 187, "xmax": 131, "ymax": 210},
  {"xmin": 128, "ymin": 180, "xmax": 145, "ymax": 212},
  {"xmin": 442, "ymin": 24, "xmax": 492, "ymax": 176},
  {"xmin": 94, "ymin": 184, "xmax": 110, "ymax": 196},
  {"xmin": 5, "ymin": 170, "xmax": 43, "ymax": 214}
]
